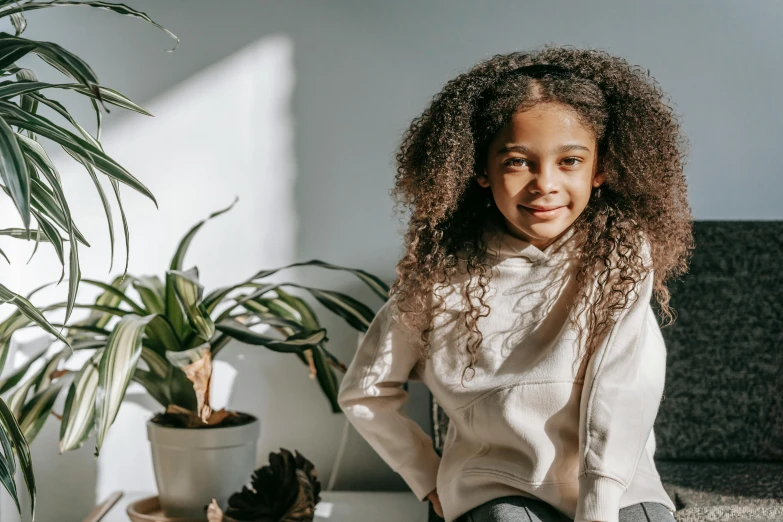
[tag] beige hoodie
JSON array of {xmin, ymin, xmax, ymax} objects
[{"xmin": 337, "ymin": 224, "xmax": 676, "ymax": 522}]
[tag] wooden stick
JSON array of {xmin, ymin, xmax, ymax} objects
[{"xmin": 81, "ymin": 491, "xmax": 124, "ymax": 522}]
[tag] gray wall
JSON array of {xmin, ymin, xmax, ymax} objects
[{"xmin": 1, "ymin": 1, "xmax": 781, "ymax": 520}]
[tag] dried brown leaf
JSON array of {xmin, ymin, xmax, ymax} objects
[
  {"xmin": 206, "ymin": 499, "xmax": 224, "ymax": 522},
  {"xmin": 183, "ymin": 345, "xmax": 213, "ymax": 422}
]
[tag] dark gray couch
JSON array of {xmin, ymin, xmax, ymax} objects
[{"xmin": 428, "ymin": 221, "xmax": 783, "ymax": 522}]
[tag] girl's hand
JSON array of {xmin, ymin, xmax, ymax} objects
[{"xmin": 427, "ymin": 488, "xmax": 444, "ymax": 518}]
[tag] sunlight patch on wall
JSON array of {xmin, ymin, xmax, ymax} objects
[{"xmin": 0, "ymin": 34, "xmax": 297, "ymax": 518}]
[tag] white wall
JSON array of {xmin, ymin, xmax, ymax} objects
[{"xmin": 0, "ymin": 1, "xmax": 781, "ymax": 520}]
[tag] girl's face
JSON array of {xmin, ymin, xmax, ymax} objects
[{"xmin": 478, "ymin": 102, "xmax": 604, "ymax": 251}]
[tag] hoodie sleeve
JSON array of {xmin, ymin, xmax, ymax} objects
[
  {"xmin": 337, "ymin": 296, "xmax": 441, "ymax": 501},
  {"xmin": 575, "ymin": 250, "xmax": 667, "ymax": 522}
]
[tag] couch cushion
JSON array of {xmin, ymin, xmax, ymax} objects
[
  {"xmin": 652, "ymin": 220, "xmax": 783, "ymax": 460},
  {"xmin": 656, "ymin": 461, "xmax": 783, "ymax": 522}
]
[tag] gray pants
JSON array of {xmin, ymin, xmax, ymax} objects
[{"xmin": 455, "ymin": 495, "xmax": 676, "ymax": 522}]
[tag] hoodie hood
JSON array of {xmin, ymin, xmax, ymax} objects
[{"xmin": 483, "ymin": 222, "xmax": 580, "ymax": 264}]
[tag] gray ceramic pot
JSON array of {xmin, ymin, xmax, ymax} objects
[{"xmin": 147, "ymin": 415, "xmax": 261, "ymax": 519}]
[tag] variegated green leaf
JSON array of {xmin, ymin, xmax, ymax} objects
[
  {"xmin": 164, "ymin": 364, "xmax": 198, "ymax": 411},
  {"xmin": 15, "ymin": 123, "xmax": 57, "ymax": 174},
  {"xmin": 76, "ymin": 274, "xmax": 131, "ymax": 330},
  {"xmin": 131, "ymin": 368, "xmax": 169, "ymax": 408},
  {"xmin": 130, "ymin": 275, "xmax": 164, "ymax": 314},
  {"xmin": 94, "ymin": 314, "xmax": 155, "ymax": 455},
  {"xmin": 0, "ymin": 67, "xmax": 23, "ymax": 76},
  {"xmin": 0, "ymin": 448, "xmax": 20, "ymax": 515},
  {"xmin": 232, "ymin": 294, "xmax": 349, "ymax": 376},
  {"xmin": 108, "ymin": 177, "xmax": 131, "ymax": 276},
  {"xmin": 311, "ymin": 344, "xmax": 341, "ymax": 413},
  {"xmin": 0, "ymin": 398, "xmax": 15, "ymax": 474},
  {"xmin": 231, "ymin": 308, "xmax": 303, "ymax": 332},
  {"xmin": 21, "ymin": 90, "xmax": 125, "ymax": 277},
  {"xmin": 144, "ymin": 314, "xmax": 180, "ymax": 354},
  {"xmin": 70, "ymin": 338, "xmax": 105, "ymax": 351},
  {"xmin": 169, "ymin": 269, "xmax": 214, "ymax": 341},
  {"xmin": 291, "ymin": 285, "xmax": 375, "ymax": 332},
  {"xmin": 0, "ymin": 79, "xmax": 53, "ymax": 98},
  {"xmin": 133, "ymin": 364, "xmax": 196, "ymax": 412},
  {"xmin": 64, "ymin": 150, "xmax": 117, "ymax": 271},
  {"xmin": 0, "ymin": 398, "xmax": 34, "ymax": 519},
  {"xmin": 64, "ymin": 83, "xmax": 153, "ymax": 115},
  {"xmin": 0, "ymin": 100, "xmax": 158, "ymax": 205},
  {"xmin": 16, "ymin": 69, "xmax": 38, "ymax": 124},
  {"xmin": 13, "ymin": 180, "xmax": 89, "ymax": 246},
  {"xmin": 41, "ymin": 301, "xmax": 131, "ymax": 320},
  {"xmin": 18, "ymin": 381, "xmax": 64, "ymax": 442},
  {"xmin": 0, "ymin": 347, "xmax": 48, "ymax": 394},
  {"xmin": 15, "ymin": 131, "xmax": 83, "ymax": 323},
  {"xmin": 140, "ymin": 346, "xmax": 168, "ymax": 378},
  {"xmin": 9, "ymin": 13, "xmax": 26, "ymax": 36},
  {"xmin": 21, "ymin": 200, "xmax": 41, "ymax": 264},
  {"xmin": 0, "ymin": 41, "xmax": 32, "ymax": 72},
  {"xmin": 270, "ymin": 288, "xmax": 320, "ymax": 329},
  {"xmin": 170, "ymin": 196, "xmax": 237, "ymax": 271},
  {"xmin": 0, "ymin": 32, "xmax": 98, "ymax": 93},
  {"xmin": 250, "ymin": 259, "xmax": 390, "ymax": 301},
  {"xmin": 0, "ymin": 80, "xmax": 152, "ymax": 116},
  {"xmin": 0, "ymin": 2, "xmax": 179, "ymax": 53},
  {"xmin": 0, "ymin": 312, "xmax": 30, "ymax": 373},
  {"xmin": 209, "ymin": 334, "xmax": 232, "ymax": 358},
  {"xmin": 0, "ymin": 283, "xmax": 69, "ymax": 348},
  {"xmin": 80, "ymin": 278, "xmax": 144, "ymax": 315},
  {"xmin": 215, "ymin": 319, "xmax": 327, "ymax": 354},
  {"xmin": 0, "ymin": 114, "xmax": 30, "ymax": 228},
  {"xmin": 238, "ymin": 294, "xmax": 349, "ymax": 374},
  {"xmin": 7, "ymin": 369, "xmax": 36, "ymax": 418},
  {"xmin": 164, "ymin": 341, "xmax": 209, "ymax": 370},
  {"xmin": 0, "ymin": 228, "xmax": 45, "ymax": 240},
  {"xmin": 164, "ymin": 271, "xmax": 189, "ymax": 342},
  {"xmin": 203, "ymin": 281, "xmax": 276, "ymax": 316},
  {"xmin": 250, "ymin": 296, "xmax": 302, "ymax": 325},
  {"xmin": 31, "ymin": 347, "xmax": 69, "ymax": 393},
  {"xmin": 50, "ymin": 323, "xmax": 109, "ymax": 339},
  {"xmin": 213, "ymin": 283, "xmax": 285, "ymax": 324},
  {"xmin": 31, "ymin": 92, "xmax": 96, "ymax": 147},
  {"xmin": 59, "ymin": 351, "xmax": 101, "ymax": 452},
  {"xmin": 31, "ymin": 210, "xmax": 66, "ymax": 274}
]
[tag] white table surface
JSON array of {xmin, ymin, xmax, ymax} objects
[{"xmin": 102, "ymin": 490, "xmax": 428, "ymax": 522}]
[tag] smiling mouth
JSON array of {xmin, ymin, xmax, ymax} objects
[{"xmin": 519, "ymin": 205, "xmax": 565, "ymax": 219}]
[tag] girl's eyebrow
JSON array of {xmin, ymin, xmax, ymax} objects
[{"xmin": 496, "ymin": 143, "xmax": 591, "ymax": 155}]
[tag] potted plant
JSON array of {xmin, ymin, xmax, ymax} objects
[
  {"xmin": 0, "ymin": 1, "xmax": 176, "ymax": 518},
  {"xmin": 0, "ymin": 197, "xmax": 389, "ymax": 518}
]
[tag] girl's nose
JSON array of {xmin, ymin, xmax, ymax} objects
[{"xmin": 529, "ymin": 163, "xmax": 559, "ymax": 195}]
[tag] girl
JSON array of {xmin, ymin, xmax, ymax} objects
[{"xmin": 337, "ymin": 45, "xmax": 693, "ymax": 522}]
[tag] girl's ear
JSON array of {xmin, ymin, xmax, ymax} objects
[
  {"xmin": 592, "ymin": 171, "xmax": 606, "ymax": 187},
  {"xmin": 477, "ymin": 170, "xmax": 490, "ymax": 188}
]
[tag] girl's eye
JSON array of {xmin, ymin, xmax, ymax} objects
[
  {"xmin": 504, "ymin": 157, "xmax": 582, "ymax": 168},
  {"xmin": 505, "ymin": 158, "xmax": 529, "ymax": 168}
]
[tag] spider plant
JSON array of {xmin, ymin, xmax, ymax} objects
[
  {"xmin": 0, "ymin": 197, "xmax": 388, "ymax": 464},
  {"xmin": 0, "ymin": 1, "xmax": 177, "ymax": 518}
]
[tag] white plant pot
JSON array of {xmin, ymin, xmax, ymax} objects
[{"xmin": 147, "ymin": 415, "xmax": 260, "ymax": 520}]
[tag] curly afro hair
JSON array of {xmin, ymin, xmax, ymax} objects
[{"xmin": 389, "ymin": 44, "xmax": 694, "ymax": 384}]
